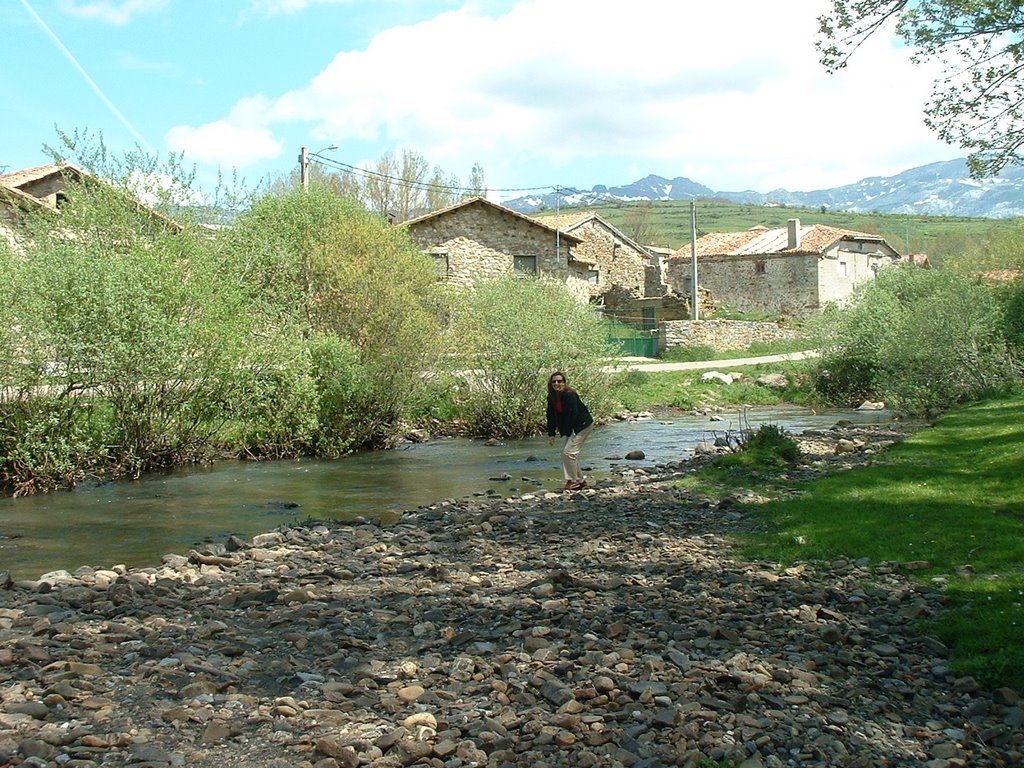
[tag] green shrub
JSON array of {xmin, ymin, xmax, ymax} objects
[
  {"xmin": 814, "ymin": 266, "xmax": 1018, "ymax": 411},
  {"xmin": 714, "ymin": 423, "xmax": 799, "ymax": 469},
  {"xmin": 660, "ymin": 345, "xmax": 717, "ymax": 363},
  {"xmin": 446, "ymin": 276, "xmax": 614, "ymax": 437},
  {"xmin": 308, "ymin": 332, "xmax": 378, "ymax": 454}
]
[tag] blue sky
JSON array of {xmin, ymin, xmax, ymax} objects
[{"xmin": 3, "ymin": 0, "xmax": 962, "ymax": 200}]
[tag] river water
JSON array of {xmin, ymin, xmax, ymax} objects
[{"xmin": 0, "ymin": 407, "xmax": 893, "ymax": 580}]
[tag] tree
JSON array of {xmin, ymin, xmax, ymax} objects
[
  {"xmin": 622, "ymin": 202, "xmax": 658, "ymax": 246},
  {"xmin": 818, "ymin": 1, "xmax": 1024, "ymax": 176},
  {"xmin": 467, "ymin": 162, "xmax": 486, "ymax": 197},
  {"xmin": 425, "ymin": 165, "xmax": 460, "ymax": 211},
  {"xmin": 4, "ymin": 143, "xmax": 260, "ymax": 487},
  {"xmin": 226, "ymin": 188, "xmax": 446, "ymax": 449}
]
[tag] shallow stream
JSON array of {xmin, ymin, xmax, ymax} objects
[{"xmin": 0, "ymin": 407, "xmax": 893, "ymax": 580}]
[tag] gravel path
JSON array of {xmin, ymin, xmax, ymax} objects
[{"xmin": 0, "ymin": 422, "xmax": 1019, "ymax": 768}]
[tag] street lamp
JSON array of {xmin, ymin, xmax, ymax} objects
[{"xmin": 299, "ymin": 144, "xmax": 339, "ymax": 191}]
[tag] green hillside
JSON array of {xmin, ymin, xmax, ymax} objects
[{"xmin": 571, "ymin": 198, "xmax": 1017, "ymax": 265}]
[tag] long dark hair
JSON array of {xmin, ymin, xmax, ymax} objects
[{"xmin": 547, "ymin": 371, "xmax": 574, "ymax": 398}]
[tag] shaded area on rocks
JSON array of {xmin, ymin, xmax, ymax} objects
[{"xmin": 0, "ymin": 423, "xmax": 1019, "ymax": 767}]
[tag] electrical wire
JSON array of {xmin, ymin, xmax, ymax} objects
[{"xmin": 308, "ymin": 153, "xmax": 656, "ymax": 205}]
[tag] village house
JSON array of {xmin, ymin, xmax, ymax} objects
[
  {"xmin": 664, "ymin": 218, "xmax": 900, "ymax": 317},
  {"xmin": 0, "ymin": 164, "xmax": 75, "ymax": 252},
  {"xmin": 0, "ymin": 163, "xmax": 180, "ymax": 253},
  {"xmin": 530, "ymin": 210, "xmax": 663, "ymax": 300},
  {"xmin": 402, "ymin": 196, "xmax": 598, "ymax": 300}
]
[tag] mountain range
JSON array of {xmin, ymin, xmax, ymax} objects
[{"xmin": 503, "ymin": 158, "xmax": 1024, "ymax": 219}]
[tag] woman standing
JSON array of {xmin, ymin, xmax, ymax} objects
[{"xmin": 546, "ymin": 371, "xmax": 594, "ymax": 491}]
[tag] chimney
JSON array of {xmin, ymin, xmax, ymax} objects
[{"xmin": 787, "ymin": 218, "xmax": 801, "ymax": 249}]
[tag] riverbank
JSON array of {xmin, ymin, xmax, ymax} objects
[{"xmin": 0, "ymin": 421, "xmax": 1019, "ymax": 767}]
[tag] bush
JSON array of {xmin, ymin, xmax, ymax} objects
[
  {"xmin": 446, "ymin": 276, "xmax": 614, "ymax": 437},
  {"xmin": 308, "ymin": 332, "xmax": 378, "ymax": 454},
  {"xmin": 226, "ymin": 188, "xmax": 445, "ymax": 447},
  {"xmin": 7, "ymin": 160, "xmax": 258, "ymax": 481},
  {"xmin": 814, "ymin": 266, "xmax": 1018, "ymax": 411},
  {"xmin": 714, "ymin": 424, "xmax": 800, "ymax": 469}
]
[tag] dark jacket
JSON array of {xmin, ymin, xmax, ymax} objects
[{"xmin": 547, "ymin": 390, "xmax": 593, "ymax": 437}]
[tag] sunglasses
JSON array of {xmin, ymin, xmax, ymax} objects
[{"xmin": 551, "ymin": 379, "xmax": 565, "ymax": 383}]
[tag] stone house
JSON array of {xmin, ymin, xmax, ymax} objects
[
  {"xmin": 530, "ymin": 210, "xmax": 661, "ymax": 300},
  {"xmin": 0, "ymin": 164, "xmax": 73, "ymax": 252},
  {"xmin": 664, "ymin": 218, "xmax": 900, "ymax": 317},
  {"xmin": 0, "ymin": 163, "xmax": 180, "ymax": 252},
  {"xmin": 402, "ymin": 196, "xmax": 598, "ymax": 300}
]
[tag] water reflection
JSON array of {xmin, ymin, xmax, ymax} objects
[{"xmin": 0, "ymin": 408, "xmax": 892, "ymax": 579}]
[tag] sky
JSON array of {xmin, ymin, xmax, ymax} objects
[{"xmin": 2, "ymin": 0, "xmax": 964, "ymax": 201}]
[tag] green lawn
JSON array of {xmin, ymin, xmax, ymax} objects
[
  {"xmin": 610, "ymin": 360, "xmax": 820, "ymax": 411},
  {"xmin": 728, "ymin": 395, "xmax": 1024, "ymax": 690}
]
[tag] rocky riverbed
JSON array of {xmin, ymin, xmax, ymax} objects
[{"xmin": 0, "ymin": 422, "xmax": 1020, "ymax": 768}]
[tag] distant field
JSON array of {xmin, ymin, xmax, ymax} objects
[{"xmin": 572, "ymin": 198, "xmax": 1016, "ymax": 264}]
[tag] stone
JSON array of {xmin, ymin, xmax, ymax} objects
[{"xmin": 701, "ymin": 371, "xmax": 733, "ymax": 385}]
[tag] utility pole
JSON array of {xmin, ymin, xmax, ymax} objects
[
  {"xmin": 690, "ymin": 200, "xmax": 699, "ymax": 321},
  {"xmin": 299, "ymin": 146, "xmax": 309, "ymax": 191},
  {"xmin": 555, "ymin": 185, "xmax": 562, "ymax": 264}
]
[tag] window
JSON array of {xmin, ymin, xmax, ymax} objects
[
  {"xmin": 839, "ymin": 261, "xmax": 848, "ymax": 277},
  {"xmin": 427, "ymin": 249, "xmax": 449, "ymax": 278},
  {"xmin": 513, "ymin": 255, "xmax": 537, "ymax": 275},
  {"xmin": 754, "ymin": 260, "xmax": 767, "ymax": 274}
]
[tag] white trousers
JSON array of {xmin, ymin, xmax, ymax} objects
[{"xmin": 561, "ymin": 424, "xmax": 594, "ymax": 481}]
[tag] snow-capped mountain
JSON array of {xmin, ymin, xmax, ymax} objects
[{"xmin": 503, "ymin": 158, "xmax": 1024, "ymax": 219}]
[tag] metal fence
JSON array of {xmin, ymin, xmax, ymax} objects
[{"xmin": 608, "ymin": 333, "xmax": 658, "ymax": 358}]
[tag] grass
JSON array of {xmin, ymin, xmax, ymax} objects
[
  {"xmin": 719, "ymin": 394, "xmax": 1024, "ymax": 690},
  {"xmin": 610, "ymin": 360, "xmax": 819, "ymax": 411}
]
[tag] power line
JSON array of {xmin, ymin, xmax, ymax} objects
[
  {"xmin": 309, "ymin": 154, "xmax": 554, "ymax": 195},
  {"xmin": 308, "ymin": 152, "xmax": 667, "ymax": 209}
]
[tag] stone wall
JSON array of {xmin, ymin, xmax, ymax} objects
[
  {"xmin": 665, "ymin": 253, "xmax": 820, "ymax": 317},
  {"xmin": 659, "ymin": 319, "xmax": 801, "ymax": 353},
  {"xmin": 406, "ymin": 200, "xmax": 574, "ymax": 285},
  {"xmin": 567, "ymin": 219, "xmax": 648, "ymax": 299},
  {"xmin": 0, "ymin": 204, "xmax": 28, "ymax": 254}
]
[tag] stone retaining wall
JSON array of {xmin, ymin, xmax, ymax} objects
[{"xmin": 659, "ymin": 319, "xmax": 801, "ymax": 352}]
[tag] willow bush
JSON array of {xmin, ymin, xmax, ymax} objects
[
  {"xmin": 223, "ymin": 186, "xmax": 446, "ymax": 450},
  {"xmin": 5, "ymin": 168, "xmax": 258, "ymax": 486},
  {"xmin": 815, "ymin": 266, "xmax": 1018, "ymax": 411},
  {"xmin": 445, "ymin": 275, "xmax": 614, "ymax": 438}
]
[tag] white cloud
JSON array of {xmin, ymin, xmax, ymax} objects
[
  {"xmin": 173, "ymin": 0, "xmax": 959, "ymax": 190},
  {"xmin": 59, "ymin": 0, "xmax": 167, "ymax": 25},
  {"xmin": 166, "ymin": 110, "xmax": 283, "ymax": 167}
]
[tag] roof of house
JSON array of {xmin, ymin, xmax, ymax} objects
[
  {"xmin": 530, "ymin": 210, "xmax": 597, "ymax": 230},
  {"xmin": 669, "ymin": 222, "xmax": 893, "ymax": 260},
  {"xmin": 0, "ymin": 162, "xmax": 183, "ymax": 232},
  {"xmin": 403, "ymin": 196, "xmax": 583, "ymax": 244},
  {"xmin": 0, "ymin": 182, "xmax": 50, "ymax": 213},
  {"xmin": 976, "ymin": 269, "xmax": 1021, "ymax": 284},
  {"xmin": 531, "ymin": 209, "xmax": 652, "ymax": 257},
  {"xmin": 0, "ymin": 164, "xmax": 76, "ymax": 190}
]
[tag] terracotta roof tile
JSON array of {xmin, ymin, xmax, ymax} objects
[
  {"xmin": 0, "ymin": 164, "xmax": 66, "ymax": 189},
  {"xmin": 531, "ymin": 211, "xmax": 596, "ymax": 230},
  {"xmin": 977, "ymin": 269, "xmax": 1021, "ymax": 284}
]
